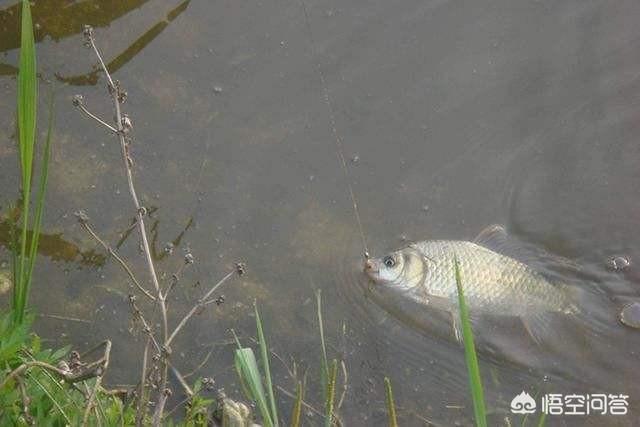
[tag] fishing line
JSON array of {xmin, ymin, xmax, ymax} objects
[{"xmin": 299, "ymin": 0, "xmax": 370, "ymax": 260}]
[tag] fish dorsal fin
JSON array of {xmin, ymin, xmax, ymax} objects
[
  {"xmin": 473, "ymin": 224, "xmax": 532, "ymax": 260},
  {"xmin": 473, "ymin": 224, "xmax": 582, "ymax": 278},
  {"xmin": 473, "ymin": 224, "xmax": 509, "ymax": 248}
]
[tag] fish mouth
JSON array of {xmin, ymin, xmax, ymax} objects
[{"xmin": 363, "ymin": 258, "xmax": 380, "ymax": 281}]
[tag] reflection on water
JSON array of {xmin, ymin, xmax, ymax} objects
[
  {"xmin": 0, "ymin": 214, "xmax": 105, "ymax": 266},
  {"xmin": 56, "ymin": 0, "xmax": 191, "ymax": 85},
  {"xmin": 0, "ymin": 0, "xmax": 190, "ymax": 81},
  {"xmin": 2, "ymin": 0, "xmax": 640, "ymax": 425}
]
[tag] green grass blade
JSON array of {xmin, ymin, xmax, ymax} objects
[
  {"xmin": 324, "ymin": 359, "xmax": 338, "ymax": 427},
  {"xmin": 10, "ymin": 211, "xmax": 18, "ymax": 313},
  {"xmin": 17, "ymin": 0, "xmax": 36, "ymax": 186},
  {"xmin": 14, "ymin": 0, "xmax": 37, "ymax": 324},
  {"xmin": 234, "ymin": 347, "xmax": 273, "ymax": 427},
  {"xmin": 454, "ymin": 256, "xmax": 487, "ymax": 427},
  {"xmin": 384, "ymin": 377, "xmax": 398, "ymax": 427},
  {"xmin": 254, "ymin": 302, "xmax": 279, "ymax": 427},
  {"xmin": 316, "ymin": 290, "xmax": 329, "ymax": 383},
  {"xmin": 27, "ymin": 372, "xmax": 71, "ymax": 424},
  {"xmin": 289, "ymin": 381, "xmax": 303, "ymax": 427},
  {"xmin": 23, "ymin": 90, "xmax": 53, "ymax": 318},
  {"xmin": 535, "ymin": 412, "xmax": 547, "ymax": 427}
]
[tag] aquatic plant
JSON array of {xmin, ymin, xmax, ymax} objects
[
  {"xmin": 454, "ymin": 256, "xmax": 487, "ymax": 427},
  {"xmin": 12, "ymin": 0, "xmax": 53, "ymax": 325}
]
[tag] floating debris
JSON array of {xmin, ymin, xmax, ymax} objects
[
  {"xmin": 184, "ymin": 252, "xmax": 195, "ymax": 264},
  {"xmin": 620, "ymin": 302, "xmax": 640, "ymax": 329},
  {"xmin": 163, "ymin": 242, "xmax": 174, "ymax": 255},
  {"xmin": 607, "ymin": 255, "xmax": 630, "ymax": 271},
  {"xmin": 235, "ymin": 262, "xmax": 246, "ymax": 276}
]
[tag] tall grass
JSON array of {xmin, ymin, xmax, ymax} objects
[
  {"xmin": 233, "ymin": 303, "xmax": 279, "ymax": 427},
  {"xmin": 453, "ymin": 256, "xmax": 487, "ymax": 427},
  {"xmin": 235, "ymin": 294, "xmax": 347, "ymax": 426},
  {"xmin": 324, "ymin": 359, "xmax": 338, "ymax": 427},
  {"xmin": 316, "ymin": 289, "xmax": 340, "ymax": 427},
  {"xmin": 12, "ymin": 0, "xmax": 53, "ymax": 325}
]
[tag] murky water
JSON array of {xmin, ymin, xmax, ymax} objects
[{"xmin": 2, "ymin": 0, "xmax": 640, "ymax": 425}]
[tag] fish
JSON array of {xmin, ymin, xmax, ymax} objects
[{"xmin": 363, "ymin": 224, "xmax": 580, "ymax": 344}]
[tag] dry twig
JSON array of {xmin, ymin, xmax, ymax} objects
[
  {"xmin": 75, "ymin": 210, "xmax": 155, "ymax": 301},
  {"xmin": 82, "ymin": 341, "xmax": 112, "ymax": 426},
  {"xmin": 74, "ymin": 26, "xmax": 239, "ymax": 425}
]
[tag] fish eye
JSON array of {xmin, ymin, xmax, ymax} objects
[{"xmin": 383, "ymin": 256, "xmax": 396, "ymax": 268}]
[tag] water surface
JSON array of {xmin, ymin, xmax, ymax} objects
[{"xmin": 1, "ymin": 0, "xmax": 640, "ymax": 425}]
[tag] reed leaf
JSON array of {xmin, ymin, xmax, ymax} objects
[
  {"xmin": 316, "ymin": 290, "xmax": 329, "ymax": 386},
  {"xmin": 254, "ymin": 302, "xmax": 279, "ymax": 427},
  {"xmin": 289, "ymin": 381, "xmax": 303, "ymax": 427},
  {"xmin": 384, "ymin": 377, "xmax": 398, "ymax": 427},
  {"xmin": 234, "ymin": 347, "xmax": 273, "ymax": 427},
  {"xmin": 454, "ymin": 256, "xmax": 487, "ymax": 427},
  {"xmin": 13, "ymin": 0, "xmax": 38, "ymax": 325},
  {"xmin": 25, "ymin": 91, "xmax": 53, "ymax": 308},
  {"xmin": 324, "ymin": 359, "xmax": 338, "ymax": 427},
  {"xmin": 17, "ymin": 0, "xmax": 36, "ymax": 188}
]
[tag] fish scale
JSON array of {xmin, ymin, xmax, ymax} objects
[{"xmin": 412, "ymin": 240, "xmax": 576, "ymax": 315}]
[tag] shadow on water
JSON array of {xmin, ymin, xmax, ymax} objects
[{"xmin": 0, "ymin": 0, "xmax": 190, "ymax": 82}]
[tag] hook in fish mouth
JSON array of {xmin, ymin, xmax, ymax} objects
[{"xmin": 363, "ymin": 258, "xmax": 380, "ymax": 279}]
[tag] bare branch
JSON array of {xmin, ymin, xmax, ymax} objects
[
  {"xmin": 128, "ymin": 295, "xmax": 161, "ymax": 352},
  {"xmin": 1, "ymin": 361, "xmax": 70, "ymax": 388},
  {"xmin": 72, "ymin": 95, "xmax": 118, "ymax": 134},
  {"xmin": 166, "ymin": 270, "xmax": 235, "ymax": 347},
  {"xmin": 2, "ymin": 342, "xmax": 112, "ymax": 392},
  {"xmin": 81, "ymin": 26, "xmax": 170, "ymax": 414},
  {"xmin": 76, "ymin": 26, "xmax": 242, "ymax": 424},
  {"xmin": 16, "ymin": 377, "xmax": 33, "ymax": 425},
  {"xmin": 82, "ymin": 341, "xmax": 112, "ymax": 427},
  {"xmin": 168, "ymin": 362, "xmax": 193, "ymax": 397},
  {"xmin": 75, "ymin": 211, "xmax": 155, "ymax": 301},
  {"xmin": 82, "ymin": 26, "xmax": 167, "ymax": 327},
  {"xmin": 152, "ymin": 388, "xmax": 171, "ymax": 426},
  {"xmin": 135, "ymin": 338, "xmax": 151, "ymax": 427}
]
